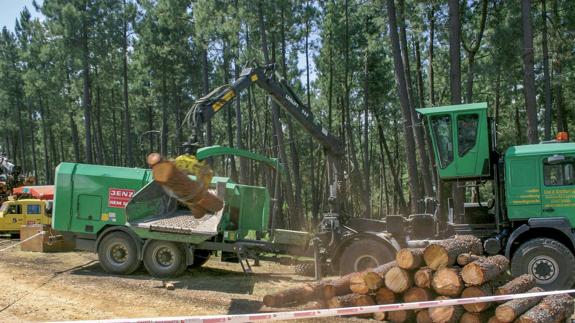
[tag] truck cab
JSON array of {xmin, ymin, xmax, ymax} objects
[
  {"xmin": 0, "ymin": 199, "xmax": 52, "ymax": 234},
  {"xmin": 418, "ymin": 102, "xmax": 575, "ymax": 290}
]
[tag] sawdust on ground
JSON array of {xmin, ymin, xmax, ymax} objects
[{"xmin": 0, "ymin": 239, "xmax": 364, "ymax": 323}]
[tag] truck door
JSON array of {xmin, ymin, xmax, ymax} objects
[
  {"xmin": 5, "ymin": 203, "xmax": 23, "ymax": 231},
  {"xmin": 541, "ymin": 155, "xmax": 575, "ymax": 225}
]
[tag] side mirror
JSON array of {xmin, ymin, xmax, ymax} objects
[{"xmin": 547, "ymin": 154, "xmax": 566, "ymax": 164}]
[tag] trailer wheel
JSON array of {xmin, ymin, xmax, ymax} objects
[
  {"xmin": 143, "ymin": 240, "xmax": 187, "ymax": 277},
  {"xmin": 190, "ymin": 249, "xmax": 211, "ymax": 268},
  {"xmin": 511, "ymin": 238, "xmax": 575, "ymax": 290},
  {"xmin": 338, "ymin": 239, "xmax": 395, "ymax": 275},
  {"xmin": 97, "ymin": 231, "xmax": 141, "ymax": 275}
]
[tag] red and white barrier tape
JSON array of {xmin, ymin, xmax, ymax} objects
[{"xmin": 55, "ymin": 288, "xmax": 575, "ymax": 323}]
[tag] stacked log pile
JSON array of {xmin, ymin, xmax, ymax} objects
[{"xmin": 262, "ymin": 235, "xmax": 573, "ymax": 323}]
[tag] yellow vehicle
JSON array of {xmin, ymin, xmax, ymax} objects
[{"xmin": 0, "ymin": 199, "xmax": 52, "ymax": 235}]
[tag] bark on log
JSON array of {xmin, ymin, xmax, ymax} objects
[
  {"xmin": 457, "ymin": 253, "xmax": 482, "ymax": 266},
  {"xmin": 461, "ymin": 255, "xmax": 509, "ymax": 285},
  {"xmin": 515, "ymin": 293, "xmax": 574, "ymax": 323},
  {"xmin": 375, "ymin": 287, "xmax": 396, "ymax": 304},
  {"xmin": 322, "ymin": 272, "xmax": 357, "ymax": 298},
  {"xmin": 488, "ymin": 316, "xmax": 504, "ymax": 323},
  {"xmin": 424, "ymin": 235, "xmax": 483, "ymax": 270},
  {"xmin": 495, "ymin": 287, "xmax": 545, "ymax": 322},
  {"xmin": 494, "ymin": 274, "xmax": 536, "ymax": 297},
  {"xmin": 387, "ymin": 310, "xmax": 413, "ymax": 323},
  {"xmin": 431, "ymin": 267, "xmax": 463, "ymax": 297},
  {"xmin": 404, "ymin": 287, "xmax": 434, "ymax": 304},
  {"xmin": 263, "ymin": 280, "xmax": 339, "ymax": 307},
  {"xmin": 416, "ymin": 309, "xmax": 433, "ymax": 323},
  {"xmin": 397, "ymin": 248, "xmax": 424, "ymax": 270},
  {"xmin": 327, "ymin": 294, "xmax": 375, "ymax": 318},
  {"xmin": 385, "ymin": 266, "xmax": 413, "ymax": 293},
  {"xmin": 260, "ymin": 300, "xmax": 326, "ymax": 313},
  {"xmin": 428, "ymin": 296, "xmax": 464, "ymax": 323},
  {"xmin": 363, "ymin": 261, "xmax": 397, "ymax": 290},
  {"xmin": 415, "ymin": 267, "xmax": 434, "ymax": 288},
  {"xmin": 460, "ymin": 311, "xmax": 493, "ymax": 323},
  {"xmin": 461, "ymin": 283, "xmax": 493, "ymax": 313},
  {"xmin": 349, "ymin": 272, "xmax": 370, "ymax": 294}
]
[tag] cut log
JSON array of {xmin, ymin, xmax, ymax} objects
[
  {"xmin": 461, "ymin": 255, "xmax": 509, "ymax": 285},
  {"xmin": 263, "ymin": 280, "xmax": 338, "ymax": 307},
  {"xmin": 428, "ymin": 296, "xmax": 464, "ymax": 323},
  {"xmin": 415, "ymin": 267, "xmax": 434, "ymax": 288},
  {"xmin": 327, "ymin": 294, "xmax": 375, "ymax": 318},
  {"xmin": 423, "ymin": 235, "xmax": 483, "ymax": 270},
  {"xmin": 461, "ymin": 283, "xmax": 493, "ymax": 313},
  {"xmin": 387, "ymin": 310, "xmax": 413, "ymax": 323},
  {"xmin": 457, "ymin": 253, "xmax": 482, "ymax": 266},
  {"xmin": 460, "ymin": 311, "xmax": 493, "ymax": 323},
  {"xmin": 495, "ymin": 287, "xmax": 545, "ymax": 322},
  {"xmin": 416, "ymin": 309, "xmax": 433, "ymax": 323},
  {"xmin": 404, "ymin": 287, "xmax": 433, "ymax": 304},
  {"xmin": 260, "ymin": 300, "xmax": 326, "ymax": 313},
  {"xmin": 373, "ymin": 311, "xmax": 387, "ymax": 321},
  {"xmin": 375, "ymin": 287, "xmax": 396, "ymax": 304},
  {"xmin": 349, "ymin": 272, "xmax": 370, "ymax": 294},
  {"xmin": 431, "ymin": 267, "xmax": 463, "ymax": 297},
  {"xmin": 322, "ymin": 272, "xmax": 356, "ymax": 298},
  {"xmin": 487, "ymin": 316, "xmax": 504, "ymax": 323},
  {"xmin": 397, "ymin": 248, "xmax": 424, "ymax": 270},
  {"xmin": 362, "ymin": 261, "xmax": 397, "ymax": 290},
  {"xmin": 515, "ymin": 293, "xmax": 574, "ymax": 323},
  {"xmin": 385, "ymin": 266, "xmax": 413, "ymax": 293},
  {"xmin": 494, "ymin": 274, "xmax": 536, "ymax": 296},
  {"xmin": 327, "ymin": 293, "xmax": 375, "ymax": 308}
]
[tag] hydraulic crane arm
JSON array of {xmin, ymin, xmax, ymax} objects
[{"xmin": 189, "ymin": 64, "xmax": 343, "ymax": 157}]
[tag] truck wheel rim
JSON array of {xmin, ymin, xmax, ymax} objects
[
  {"xmin": 108, "ymin": 243, "xmax": 129, "ymax": 264},
  {"xmin": 354, "ymin": 255, "xmax": 378, "ymax": 272},
  {"xmin": 154, "ymin": 246, "xmax": 175, "ymax": 267},
  {"xmin": 528, "ymin": 256, "xmax": 558, "ymax": 282}
]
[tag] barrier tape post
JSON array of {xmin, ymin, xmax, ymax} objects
[{"xmin": 54, "ymin": 288, "xmax": 575, "ymax": 323}]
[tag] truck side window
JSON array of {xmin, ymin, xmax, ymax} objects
[
  {"xmin": 431, "ymin": 115, "xmax": 453, "ymax": 168},
  {"xmin": 27, "ymin": 204, "xmax": 41, "ymax": 215},
  {"xmin": 544, "ymin": 161, "xmax": 575, "ymax": 186},
  {"xmin": 457, "ymin": 114, "xmax": 478, "ymax": 157},
  {"xmin": 7, "ymin": 205, "xmax": 21, "ymax": 214}
]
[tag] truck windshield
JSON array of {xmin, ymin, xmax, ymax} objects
[{"xmin": 431, "ymin": 115, "xmax": 454, "ymax": 168}]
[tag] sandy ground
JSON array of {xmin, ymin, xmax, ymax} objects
[{"xmin": 0, "ymin": 239, "xmax": 365, "ymax": 323}]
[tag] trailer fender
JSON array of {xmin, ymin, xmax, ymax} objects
[
  {"xmin": 332, "ymin": 232, "xmax": 400, "ymax": 272},
  {"xmin": 96, "ymin": 226, "xmax": 144, "ymax": 260},
  {"xmin": 505, "ymin": 217, "xmax": 575, "ymax": 258}
]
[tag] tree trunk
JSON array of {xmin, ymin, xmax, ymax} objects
[
  {"xmin": 415, "ymin": 267, "xmax": 434, "ymax": 289},
  {"xmin": 202, "ymin": 47, "xmax": 212, "ymax": 147},
  {"xmin": 362, "ymin": 48, "xmax": 371, "ymax": 218},
  {"xmin": 428, "ymin": 296, "xmax": 464, "ymax": 323},
  {"xmin": 541, "ymin": 0, "xmax": 552, "ymax": 140},
  {"xmin": 462, "ymin": 0, "xmax": 488, "ymax": 103},
  {"xmin": 495, "ymin": 287, "xmax": 544, "ymax": 322},
  {"xmin": 82, "ymin": 4, "xmax": 93, "ymax": 164},
  {"xmin": 431, "ymin": 267, "xmax": 464, "ymax": 297},
  {"xmin": 396, "ymin": 248, "xmax": 424, "ymax": 270},
  {"xmin": 386, "ymin": 0, "xmax": 421, "ymax": 213},
  {"xmin": 461, "ymin": 255, "xmax": 509, "ymax": 286},
  {"xmin": 27, "ymin": 102, "xmax": 38, "ymax": 182},
  {"xmin": 39, "ymin": 98, "xmax": 51, "ymax": 183},
  {"xmin": 385, "ymin": 266, "xmax": 413, "ymax": 293},
  {"xmin": 495, "ymin": 274, "xmax": 536, "ymax": 297},
  {"xmin": 376, "ymin": 116, "xmax": 407, "ymax": 213},
  {"xmin": 123, "ymin": 0, "xmax": 133, "ymax": 166},
  {"xmin": 424, "ymin": 235, "xmax": 483, "ymax": 269},
  {"xmin": 160, "ymin": 72, "xmax": 168, "ymax": 156},
  {"xmin": 462, "ymin": 283, "xmax": 493, "ymax": 312},
  {"xmin": 521, "ymin": 0, "xmax": 538, "ymax": 144},
  {"xmin": 515, "ymin": 294, "xmax": 573, "ymax": 323}
]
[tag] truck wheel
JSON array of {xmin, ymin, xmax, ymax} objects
[
  {"xmin": 338, "ymin": 239, "xmax": 395, "ymax": 275},
  {"xmin": 143, "ymin": 240, "xmax": 187, "ymax": 277},
  {"xmin": 511, "ymin": 238, "xmax": 575, "ymax": 290},
  {"xmin": 190, "ymin": 249, "xmax": 211, "ymax": 268},
  {"xmin": 97, "ymin": 231, "xmax": 141, "ymax": 275}
]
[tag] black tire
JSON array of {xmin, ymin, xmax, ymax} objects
[
  {"xmin": 143, "ymin": 240, "xmax": 187, "ymax": 278},
  {"xmin": 294, "ymin": 262, "xmax": 316, "ymax": 277},
  {"xmin": 511, "ymin": 238, "xmax": 575, "ymax": 290},
  {"xmin": 97, "ymin": 231, "xmax": 141, "ymax": 275},
  {"xmin": 189, "ymin": 249, "xmax": 211, "ymax": 268},
  {"xmin": 338, "ymin": 239, "xmax": 395, "ymax": 275}
]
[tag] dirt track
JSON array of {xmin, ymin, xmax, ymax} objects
[{"xmin": 0, "ymin": 240, "xmax": 363, "ymax": 322}]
